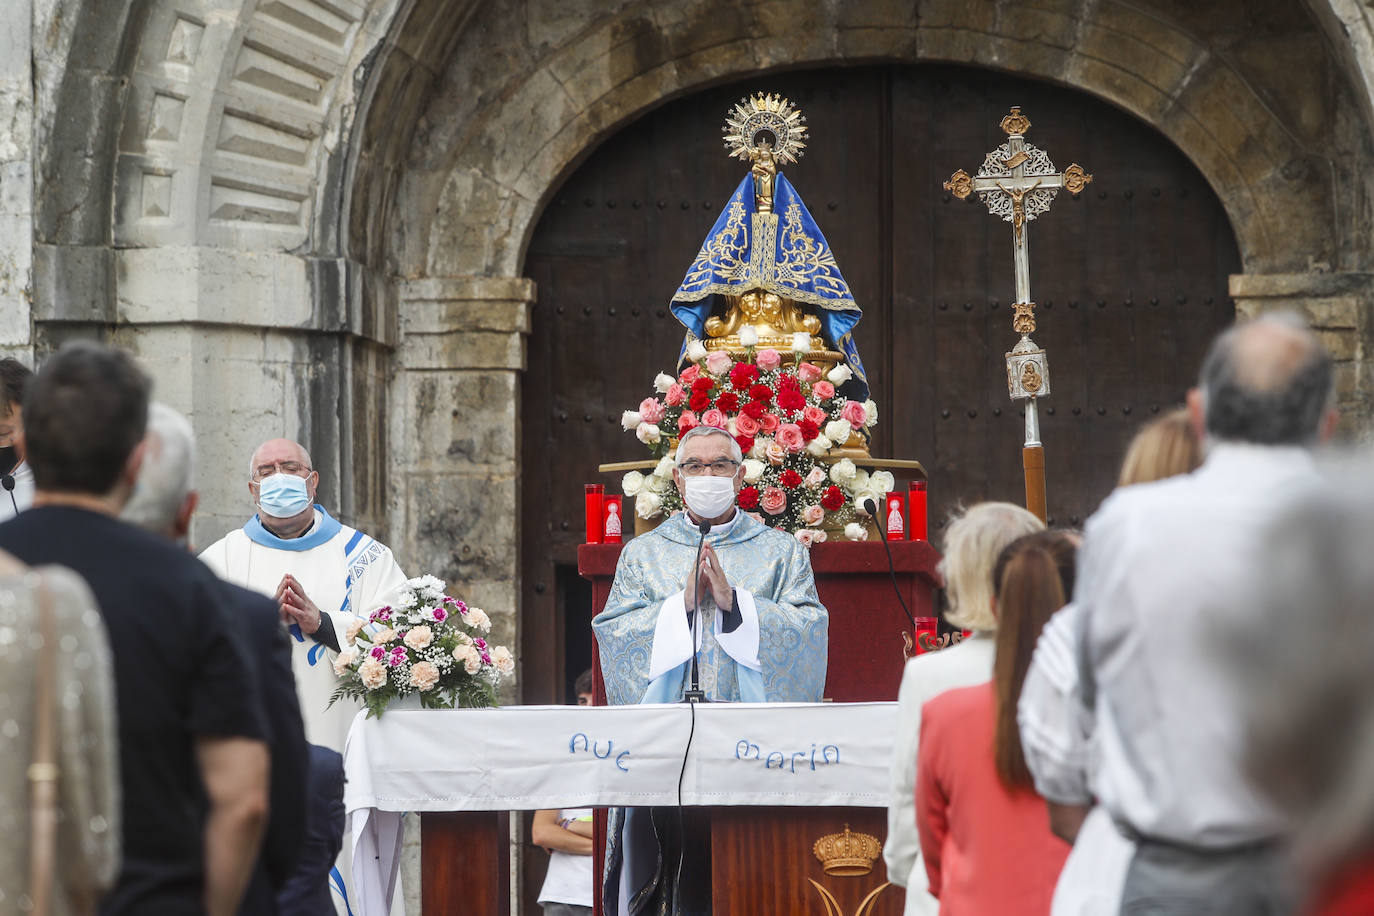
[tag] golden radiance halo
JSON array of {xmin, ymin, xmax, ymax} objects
[{"xmin": 722, "ymin": 93, "xmax": 808, "ymax": 166}]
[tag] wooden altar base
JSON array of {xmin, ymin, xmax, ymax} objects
[{"xmin": 420, "ymin": 807, "xmax": 904, "ymax": 915}]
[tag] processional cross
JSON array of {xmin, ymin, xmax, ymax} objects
[{"xmin": 943, "ymin": 107, "xmax": 1092, "ymax": 522}]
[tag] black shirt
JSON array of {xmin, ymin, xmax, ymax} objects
[{"xmin": 0, "ymin": 506, "xmax": 267, "ymax": 915}]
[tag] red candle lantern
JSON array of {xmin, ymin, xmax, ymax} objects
[
  {"xmin": 914, "ymin": 617, "xmax": 940, "ymax": 655},
  {"xmin": 602, "ymin": 495, "xmax": 624, "ymax": 544},
  {"xmin": 584, "ymin": 484, "xmax": 604, "ymax": 544},
  {"xmin": 885, "ymin": 492, "xmax": 907, "ymax": 541},
  {"xmin": 909, "ymin": 479, "xmax": 928, "ymax": 542}
]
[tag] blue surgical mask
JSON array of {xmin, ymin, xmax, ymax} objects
[{"xmin": 256, "ymin": 473, "xmax": 312, "ymax": 519}]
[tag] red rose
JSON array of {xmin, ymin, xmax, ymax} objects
[
  {"xmin": 689, "ymin": 392, "xmax": 711, "ymax": 412},
  {"xmin": 735, "ymin": 435, "xmax": 754, "ymax": 455},
  {"xmin": 692, "ymin": 376, "xmax": 715, "ymax": 393},
  {"xmin": 741, "ymin": 401, "xmax": 767, "ymax": 420},
  {"xmin": 749, "ymin": 384, "xmax": 774, "ymax": 404},
  {"xmin": 798, "ymin": 419, "xmax": 820, "ymax": 442},
  {"xmin": 777, "ymin": 373, "xmax": 801, "ymax": 392},
  {"xmin": 730, "ymin": 363, "xmax": 759, "ymax": 389},
  {"xmin": 821, "ymin": 485, "xmax": 845, "ymax": 511},
  {"xmin": 737, "ymin": 486, "xmax": 761, "ymax": 510},
  {"xmin": 780, "ymin": 469, "xmax": 803, "ymax": 488},
  {"xmin": 715, "ymin": 390, "xmax": 740, "ymax": 413}
]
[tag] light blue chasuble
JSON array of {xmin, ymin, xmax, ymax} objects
[{"xmin": 594, "ymin": 509, "xmax": 828, "ymax": 705}]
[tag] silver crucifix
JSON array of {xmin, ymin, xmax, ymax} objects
[{"xmin": 944, "ymin": 107, "xmax": 1092, "ymax": 520}]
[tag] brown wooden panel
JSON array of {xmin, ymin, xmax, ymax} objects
[
  {"xmin": 422, "ymin": 811, "xmax": 510, "ymax": 916},
  {"xmin": 710, "ymin": 807, "xmax": 902, "ymax": 916}
]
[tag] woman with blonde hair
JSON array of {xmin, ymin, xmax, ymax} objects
[
  {"xmin": 885, "ymin": 502, "xmax": 1045, "ymax": 915},
  {"xmin": 1116, "ymin": 407, "xmax": 1202, "ymax": 487},
  {"xmin": 917, "ymin": 530, "xmax": 1077, "ymax": 913}
]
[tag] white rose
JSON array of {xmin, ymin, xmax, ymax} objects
[
  {"xmin": 621, "ymin": 410, "xmax": 642, "ymax": 431},
  {"xmin": 645, "ymin": 471, "xmax": 670, "ymax": 494},
  {"xmin": 727, "ymin": 417, "xmax": 737, "ymax": 435},
  {"xmin": 491, "ymin": 645, "xmax": 515, "ymax": 677},
  {"xmin": 622, "ymin": 471, "xmax": 645, "ymax": 497},
  {"xmin": 636, "ymin": 491, "xmax": 664, "ymax": 519},
  {"xmin": 739, "ymin": 325, "xmax": 759, "ymax": 346},
  {"xmin": 863, "ymin": 399, "xmax": 879, "ymax": 427},
  {"xmin": 829, "ymin": 458, "xmax": 858, "ymax": 486},
  {"xmin": 685, "ymin": 339, "xmax": 708, "ymax": 362},
  {"xmin": 844, "ymin": 522, "xmax": 869, "ymax": 541},
  {"xmin": 791, "ymin": 332, "xmax": 812, "ymax": 352},
  {"xmin": 655, "ymin": 456, "xmax": 675, "ymax": 477},
  {"xmin": 827, "ymin": 364, "xmax": 854, "ymax": 384},
  {"xmin": 824, "ymin": 418, "xmax": 852, "ymax": 444},
  {"xmin": 854, "ymin": 492, "xmax": 882, "ymax": 515},
  {"xmin": 331, "ymin": 647, "xmax": 360, "ymax": 677},
  {"xmin": 653, "ymin": 372, "xmax": 676, "ymax": 393},
  {"xmin": 636, "ymin": 423, "xmax": 662, "ymax": 445},
  {"xmin": 741, "ymin": 459, "xmax": 766, "ymax": 483},
  {"xmin": 805, "ymin": 434, "xmax": 832, "ymax": 457},
  {"xmin": 870, "ymin": 470, "xmax": 895, "ymax": 494}
]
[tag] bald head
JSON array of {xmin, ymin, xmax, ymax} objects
[
  {"xmin": 1198, "ymin": 313, "xmax": 1333, "ymax": 446},
  {"xmin": 249, "ymin": 438, "xmax": 313, "ymax": 479}
]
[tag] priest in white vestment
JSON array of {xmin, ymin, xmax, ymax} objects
[{"xmin": 200, "ymin": 438, "xmax": 408, "ymax": 751}]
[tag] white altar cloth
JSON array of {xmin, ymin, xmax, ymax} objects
[{"xmin": 344, "ymin": 701, "xmax": 896, "ymax": 914}]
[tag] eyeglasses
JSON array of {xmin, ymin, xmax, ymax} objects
[
  {"xmin": 678, "ymin": 459, "xmax": 740, "ymax": 477},
  {"xmin": 252, "ymin": 460, "xmax": 312, "ymax": 481}
]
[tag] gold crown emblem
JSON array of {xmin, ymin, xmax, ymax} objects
[{"xmin": 812, "ymin": 824, "xmax": 882, "ymax": 877}]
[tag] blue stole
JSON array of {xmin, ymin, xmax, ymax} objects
[{"xmin": 243, "ymin": 505, "xmax": 341, "ymax": 551}]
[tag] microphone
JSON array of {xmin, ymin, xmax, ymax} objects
[
  {"xmin": 1, "ymin": 473, "xmax": 15, "ymax": 514},
  {"xmin": 865, "ymin": 498, "xmax": 916, "ymax": 636},
  {"xmin": 682, "ymin": 518, "xmax": 712, "ymax": 704}
]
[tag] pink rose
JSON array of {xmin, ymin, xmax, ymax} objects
[
  {"xmin": 678, "ymin": 411, "xmax": 698, "ymax": 433},
  {"xmin": 760, "ymin": 413, "xmax": 780, "ymax": 433},
  {"xmin": 756, "ymin": 348, "xmax": 782, "ymax": 371},
  {"xmin": 801, "ymin": 504, "xmax": 825, "ymax": 525},
  {"xmin": 734, "ymin": 413, "xmax": 760, "ymax": 437},
  {"xmin": 802, "ymin": 405, "xmax": 827, "ymax": 427},
  {"xmin": 804, "ymin": 467, "xmax": 828, "ymax": 488},
  {"xmin": 705, "ymin": 350, "xmax": 733, "ymax": 376},
  {"xmin": 811, "ymin": 380, "xmax": 835, "ymax": 400},
  {"xmin": 701, "ymin": 409, "xmax": 727, "ymax": 429},
  {"xmin": 680, "ymin": 365, "xmax": 701, "ymax": 384},
  {"xmin": 841, "ymin": 400, "xmax": 868, "ymax": 429},
  {"xmin": 794, "ymin": 529, "xmax": 819, "ymax": 548},
  {"xmin": 665, "ymin": 383, "xmax": 686, "ymax": 407},
  {"xmin": 765, "ymin": 441, "xmax": 787, "ymax": 465},
  {"xmin": 775, "ymin": 423, "xmax": 805, "ymax": 453},
  {"xmin": 639, "ymin": 397, "xmax": 666, "ymax": 424},
  {"xmin": 797, "ymin": 362, "xmax": 823, "ymax": 383},
  {"xmin": 760, "ymin": 486, "xmax": 788, "ymax": 515}
]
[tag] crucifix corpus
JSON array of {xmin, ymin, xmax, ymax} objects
[{"xmin": 943, "ymin": 106, "xmax": 1093, "ymax": 522}]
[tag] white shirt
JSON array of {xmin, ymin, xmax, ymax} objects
[
  {"xmin": 0, "ymin": 460, "xmax": 34, "ymax": 521},
  {"xmin": 884, "ymin": 632, "xmax": 995, "ymax": 915},
  {"xmin": 1076, "ymin": 443, "xmax": 1319, "ymax": 847},
  {"xmin": 538, "ymin": 807, "xmax": 594, "ymax": 907},
  {"xmin": 1019, "ymin": 603, "xmax": 1133, "ymax": 915},
  {"xmin": 200, "ymin": 510, "xmax": 408, "ymax": 750}
]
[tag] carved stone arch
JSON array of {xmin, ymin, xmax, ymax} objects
[{"xmin": 391, "ymin": 0, "xmax": 1349, "ymax": 282}]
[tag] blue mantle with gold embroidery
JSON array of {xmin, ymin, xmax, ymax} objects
[{"xmin": 669, "ymin": 173, "xmax": 869, "ymax": 400}]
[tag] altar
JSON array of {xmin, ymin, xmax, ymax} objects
[{"xmin": 345, "ymin": 702, "xmax": 906, "ymax": 915}]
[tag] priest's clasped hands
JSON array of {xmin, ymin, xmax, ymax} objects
[
  {"xmin": 276, "ymin": 573, "xmax": 323, "ymax": 634},
  {"xmin": 684, "ymin": 543, "xmax": 732, "ymax": 612}
]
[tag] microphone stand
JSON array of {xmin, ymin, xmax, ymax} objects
[
  {"xmin": 682, "ymin": 518, "xmax": 712, "ymax": 704},
  {"xmin": 866, "ymin": 498, "xmax": 916, "ymax": 643}
]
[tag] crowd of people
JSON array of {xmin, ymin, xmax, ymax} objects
[
  {"xmin": 4, "ymin": 309, "xmax": 1374, "ymax": 916},
  {"xmin": 886, "ymin": 313, "xmax": 1374, "ymax": 916}
]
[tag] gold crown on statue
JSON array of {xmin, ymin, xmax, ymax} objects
[{"xmin": 812, "ymin": 824, "xmax": 882, "ymax": 877}]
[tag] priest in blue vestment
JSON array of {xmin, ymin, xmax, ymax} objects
[{"xmin": 594, "ymin": 425, "xmax": 829, "ymax": 915}]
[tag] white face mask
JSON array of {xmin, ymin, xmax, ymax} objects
[{"xmin": 682, "ymin": 474, "xmax": 737, "ymax": 519}]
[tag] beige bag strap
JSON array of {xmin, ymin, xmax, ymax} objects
[{"xmin": 27, "ymin": 574, "xmax": 59, "ymax": 916}]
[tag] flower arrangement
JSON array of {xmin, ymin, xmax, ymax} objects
[
  {"xmin": 619, "ymin": 335, "xmax": 895, "ymax": 542},
  {"xmin": 330, "ymin": 575, "xmax": 513, "ymax": 718}
]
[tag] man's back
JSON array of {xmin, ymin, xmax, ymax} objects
[
  {"xmin": 1080, "ymin": 443, "xmax": 1317, "ymax": 846},
  {"xmin": 0, "ymin": 506, "xmax": 265, "ymax": 914}
]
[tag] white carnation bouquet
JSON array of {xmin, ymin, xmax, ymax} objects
[{"xmin": 329, "ymin": 575, "xmax": 513, "ymax": 718}]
